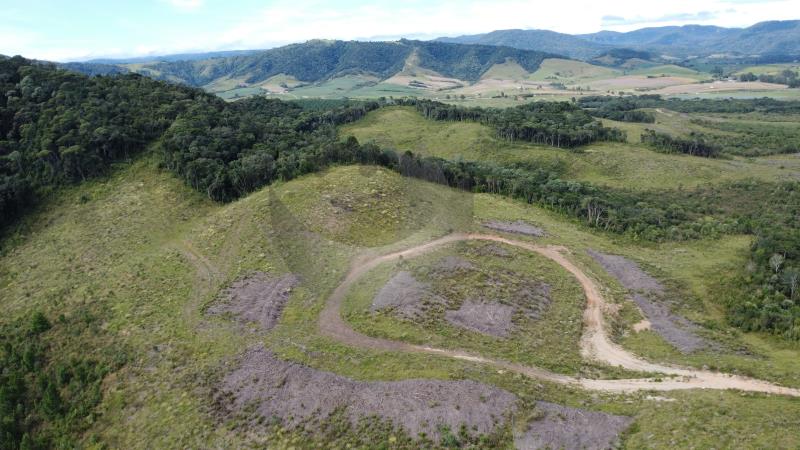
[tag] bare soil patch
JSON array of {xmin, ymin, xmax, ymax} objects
[
  {"xmin": 515, "ymin": 401, "xmax": 633, "ymax": 450},
  {"xmin": 483, "ymin": 220, "xmax": 545, "ymax": 237},
  {"xmin": 434, "ymin": 255, "xmax": 475, "ymax": 273},
  {"xmin": 587, "ymin": 250, "xmax": 706, "ymax": 353},
  {"xmin": 207, "ymin": 272, "xmax": 299, "ymax": 331},
  {"xmin": 216, "ymin": 346, "xmax": 517, "ymax": 440},
  {"xmin": 370, "ymin": 271, "xmax": 443, "ymax": 318},
  {"xmin": 445, "ymin": 299, "xmax": 515, "ymax": 337}
]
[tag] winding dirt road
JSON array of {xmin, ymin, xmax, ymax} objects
[{"xmin": 319, "ymin": 233, "xmax": 800, "ymax": 397}]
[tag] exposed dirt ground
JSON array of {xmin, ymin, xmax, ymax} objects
[
  {"xmin": 445, "ymin": 299, "xmax": 516, "ymax": 337},
  {"xmin": 216, "ymin": 346, "xmax": 517, "ymax": 440},
  {"xmin": 516, "ymin": 401, "xmax": 633, "ymax": 450},
  {"xmin": 370, "ymin": 271, "xmax": 443, "ymax": 318},
  {"xmin": 207, "ymin": 272, "xmax": 299, "ymax": 331},
  {"xmin": 482, "ymin": 220, "xmax": 546, "ymax": 237},
  {"xmin": 434, "ymin": 255, "xmax": 475, "ymax": 273},
  {"xmin": 587, "ymin": 250, "xmax": 707, "ymax": 353}
]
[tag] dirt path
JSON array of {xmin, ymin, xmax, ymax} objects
[{"xmin": 319, "ymin": 233, "xmax": 800, "ymax": 397}]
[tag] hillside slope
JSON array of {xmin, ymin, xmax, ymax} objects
[
  {"xmin": 5, "ymin": 158, "xmax": 800, "ymax": 448},
  {"xmin": 437, "ymin": 29, "xmax": 609, "ymax": 60},
  {"xmin": 111, "ymin": 40, "xmax": 558, "ymax": 89}
]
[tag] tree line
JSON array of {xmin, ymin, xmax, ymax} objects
[
  {"xmin": 640, "ymin": 129, "xmax": 720, "ymax": 157},
  {"xmin": 576, "ymin": 96, "xmax": 656, "ymax": 123},
  {"xmin": 404, "ymin": 99, "xmax": 627, "ymax": 148},
  {"xmin": 739, "ymin": 69, "xmax": 800, "ymax": 88}
]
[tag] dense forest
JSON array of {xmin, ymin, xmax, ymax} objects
[
  {"xmin": 0, "ymin": 56, "xmax": 382, "ymax": 228},
  {"xmin": 576, "ymin": 96, "xmax": 655, "ymax": 123},
  {"xmin": 640, "ymin": 129, "xmax": 720, "ymax": 157}
]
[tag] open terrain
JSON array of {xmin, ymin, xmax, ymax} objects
[
  {"xmin": 4, "ymin": 156, "xmax": 800, "ymax": 448},
  {"xmin": 341, "ymin": 106, "xmax": 800, "ymax": 190},
  {"xmin": 5, "ymin": 33, "xmax": 800, "ymax": 448}
]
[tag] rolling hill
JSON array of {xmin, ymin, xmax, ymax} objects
[{"xmin": 90, "ymin": 40, "xmax": 559, "ymax": 91}]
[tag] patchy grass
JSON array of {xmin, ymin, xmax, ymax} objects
[
  {"xmin": 4, "ymin": 157, "xmax": 800, "ymax": 448},
  {"xmin": 342, "ymin": 106, "xmax": 799, "ymax": 190},
  {"xmin": 342, "ymin": 240, "xmax": 589, "ymax": 375}
]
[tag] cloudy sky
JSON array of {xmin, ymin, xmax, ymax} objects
[{"xmin": 2, "ymin": 0, "xmax": 798, "ymax": 61}]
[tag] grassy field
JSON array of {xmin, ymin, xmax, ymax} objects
[
  {"xmin": 528, "ymin": 58, "xmax": 620, "ymax": 83},
  {"xmin": 3, "ymin": 156, "xmax": 800, "ymax": 447},
  {"xmin": 341, "ymin": 106, "xmax": 800, "ymax": 189}
]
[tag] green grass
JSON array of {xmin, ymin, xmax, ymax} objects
[
  {"xmin": 4, "ymin": 157, "xmax": 800, "ymax": 448},
  {"xmin": 626, "ymin": 64, "xmax": 708, "ymax": 81},
  {"xmin": 528, "ymin": 58, "xmax": 620, "ymax": 84},
  {"xmin": 341, "ymin": 106, "xmax": 800, "ymax": 190},
  {"xmin": 734, "ymin": 63, "xmax": 800, "ymax": 76}
]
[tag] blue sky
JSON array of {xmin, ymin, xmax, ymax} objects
[{"xmin": 1, "ymin": 0, "xmax": 798, "ymax": 61}]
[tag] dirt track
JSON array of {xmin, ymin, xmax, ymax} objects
[{"xmin": 319, "ymin": 233, "xmax": 800, "ymax": 397}]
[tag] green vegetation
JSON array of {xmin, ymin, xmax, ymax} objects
[
  {"xmin": 92, "ymin": 40, "xmax": 553, "ymax": 91},
  {"xmin": 409, "ymin": 99, "xmax": 626, "ymax": 148},
  {"xmin": 0, "ymin": 56, "xmax": 205, "ymax": 228},
  {"xmin": 581, "ymin": 95, "xmax": 800, "ymax": 156},
  {"xmin": 341, "ymin": 106, "xmax": 798, "ymax": 189},
  {"xmin": 5, "ymin": 53, "xmax": 800, "ymax": 447},
  {"xmin": 640, "ymin": 129, "xmax": 720, "ymax": 157},
  {"xmin": 739, "ymin": 68, "xmax": 800, "ymax": 87},
  {"xmin": 0, "ymin": 57, "xmax": 387, "ymax": 227},
  {"xmin": 0, "ymin": 311, "xmax": 120, "ymax": 449},
  {"xmin": 3, "ymin": 155, "xmax": 800, "ymax": 447},
  {"xmin": 578, "ymin": 96, "xmax": 656, "ymax": 123},
  {"xmin": 341, "ymin": 105, "xmax": 800, "ymax": 339}
]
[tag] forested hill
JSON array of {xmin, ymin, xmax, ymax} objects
[
  {"xmin": 0, "ymin": 56, "xmax": 386, "ymax": 231},
  {"xmin": 437, "ymin": 20, "xmax": 800, "ymax": 59},
  {"xmin": 67, "ymin": 39, "xmax": 558, "ymax": 87}
]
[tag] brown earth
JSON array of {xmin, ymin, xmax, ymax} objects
[
  {"xmin": 587, "ymin": 250, "xmax": 707, "ymax": 353},
  {"xmin": 370, "ymin": 271, "xmax": 443, "ymax": 318},
  {"xmin": 483, "ymin": 220, "xmax": 545, "ymax": 237},
  {"xmin": 445, "ymin": 299, "xmax": 515, "ymax": 337},
  {"xmin": 515, "ymin": 401, "xmax": 633, "ymax": 450},
  {"xmin": 215, "ymin": 346, "xmax": 516, "ymax": 441}
]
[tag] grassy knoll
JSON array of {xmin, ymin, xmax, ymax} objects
[
  {"xmin": 342, "ymin": 240, "xmax": 591, "ymax": 375},
  {"xmin": 3, "ymin": 158, "xmax": 800, "ymax": 448},
  {"xmin": 341, "ymin": 106, "xmax": 800, "ymax": 189}
]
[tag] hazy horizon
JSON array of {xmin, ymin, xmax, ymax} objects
[{"xmin": 2, "ymin": 0, "xmax": 799, "ymax": 62}]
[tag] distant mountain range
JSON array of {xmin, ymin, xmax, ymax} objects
[
  {"xmin": 54, "ymin": 20, "xmax": 800, "ymax": 94},
  {"xmin": 64, "ymin": 40, "xmax": 556, "ymax": 89},
  {"xmin": 437, "ymin": 20, "xmax": 800, "ymax": 59}
]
